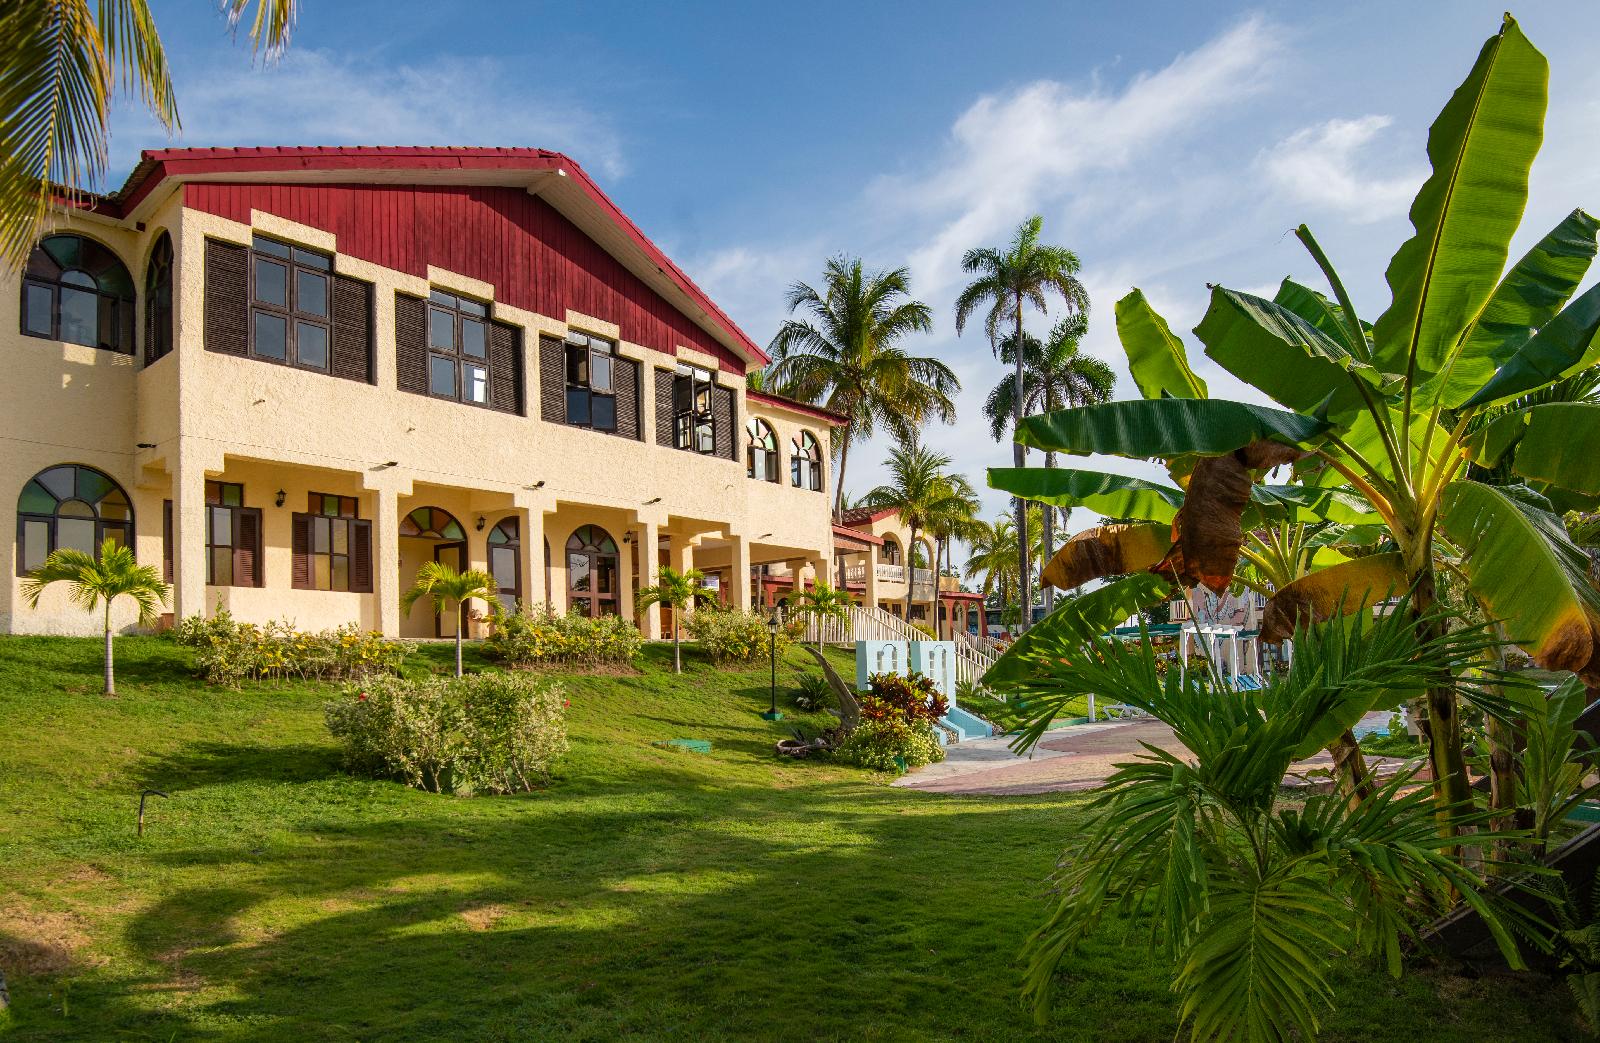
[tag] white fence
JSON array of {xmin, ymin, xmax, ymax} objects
[{"xmin": 800, "ymin": 606, "xmax": 1000, "ymax": 694}]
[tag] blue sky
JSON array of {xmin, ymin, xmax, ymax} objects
[{"xmin": 119, "ymin": 2, "xmax": 1600, "ymax": 560}]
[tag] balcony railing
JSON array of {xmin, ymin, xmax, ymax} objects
[
  {"xmin": 844, "ymin": 563, "xmax": 867, "ymax": 584},
  {"xmin": 876, "ymin": 563, "xmax": 906, "ymax": 583}
]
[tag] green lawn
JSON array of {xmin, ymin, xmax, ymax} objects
[{"xmin": 0, "ymin": 636, "xmax": 1581, "ymax": 1041}]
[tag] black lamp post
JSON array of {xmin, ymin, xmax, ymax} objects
[{"xmin": 761, "ymin": 606, "xmax": 783, "ymax": 721}]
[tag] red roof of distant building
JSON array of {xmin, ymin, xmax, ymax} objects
[
  {"xmin": 832, "ymin": 523, "xmax": 884, "ymax": 547},
  {"xmin": 745, "ymin": 389, "xmax": 847, "ymax": 425},
  {"xmin": 838, "ymin": 506, "xmax": 899, "ymax": 528}
]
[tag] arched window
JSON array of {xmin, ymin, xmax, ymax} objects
[
  {"xmin": 17, "ymin": 465, "xmax": 133, "ymax": 575},
  {"xmin": 144, "ymin": 233, "xmax": 173, "ymax": 364},
  {"xmin": 399, "ymin": 507, "xmax": 466, "ymax": 541},
  {"xmin": 565, "ymin": 524, "xmax": 618, "ymax": 617},
  {"xmin": 487, "ymin": 517, "xmax": 521, "ymax": 612},
  {"xmin": 746, "ymin": 419, "xmax": 778, "ymax": 482},
  {"xmin": 882, "ymin": 538, "xmax": 901, "ymax": 566},
  {"xmin": 21, "ymin": 235, "xmax": 135, "ymax": 354},
  {"xmin": 790, "ymin": 431, "xmax": 822, "ymax": 491}
]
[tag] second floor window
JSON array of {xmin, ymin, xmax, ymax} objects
[
  {"xmin": 250, "ymin": 235, "xmax": 332, "ymax": 371},
  {"xmin": 673, "ymin": 365, "xmax": 717, "ymax": 454},
  {"xmin": 565, "ymin": 332, "xmax": 617, "ymax": 431},
  {"xmin": 791, "ymin": 431, "xmax": 822, "ymax": 491},
  {"xmin": 747, "ymin": 419, "xmax": 778, "ymax": 482},
  {"xmin": 21, "ymin": 235, "xmax": 135, "ymax": 354},
  {"xmin": 427, "ymin": 289, "xmax": 490, "ymax": 405}
]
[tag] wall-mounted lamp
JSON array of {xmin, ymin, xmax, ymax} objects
[
  {"xmin": 758, "ymin": 532, "xmax": 773, "ymax": 539},
  {"xmin": 383, "ymin": 461, "xmax": 399, "ymax": 468},
  {"xmin": 275, "ymin": 489, "xmax": 286, "ymax": 508},
  {"xmin": 643, "ymin": 496, "xmax": 661, "ymax": 505},
  {"xmin": 524, "ymin": 480, "xmax": 545, "ymax": 490},
  {"xmin": 621, "ymin": 532, "xmax": 634, "ymax": 544},
  {"xmin": 136, "ymin": 442, "xmax": 156, "ymax": 450},
  {"xmin": 475, "ymin": 516, "xmax": 486, "ymax": 532}
]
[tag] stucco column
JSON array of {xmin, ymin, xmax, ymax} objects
[
  {"xmin": 730, "ymin": 534, "xmax": 752, "ymax": 613},
  {"xmin": 373, "ymin": 487, "xmax": 401, "ymax": 637},
  {"xmin": 546, "ymin": 521, "xmax": 568, "ymax": 614},
  {"xmin": 618, "ymin": 529, "xmax": 637, "ymax": 626},
  {"xmin": 639, "ymin": 519, "xmax": 661, "ymax": 639},
  {"xmin": 518, "ymin": 506, "xmax": 544, "ymax": 612},
  {"xmin": 863, "ymin": 549, "xmax": 880, "ymax": 615},
  {"xmin": 171, "ymin": 447, "xmax": 207, "ymax": 620}
]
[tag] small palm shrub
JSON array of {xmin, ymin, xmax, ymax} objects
[
  {"xmin": 790, "ymin": 672, "xmax": 833, "ymax": 712},
  {"xmin": 837, "ymin": 672, "xmax": 948, "ymax": 773},
  {"xmin": 174, "ymin": 609, "xmax": 408, "ymax": 686},
  {"xmin": 324, "ymin": 672, "xmax": 568, "ymax": 795},
  {"xmin": 683, "ymin": 607, "xmax": 801, "ymax": 664},
  {"xmin": 486, "ymin": 604, "xmax": 642, "ymax": 667}
]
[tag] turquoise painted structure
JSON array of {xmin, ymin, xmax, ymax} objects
[{"xmin": 853, "ymin": 639, "xmax": 992, "ymax": 745}]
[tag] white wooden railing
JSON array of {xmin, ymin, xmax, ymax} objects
[
  {"xmin": 799, "ymin": 605, "xmax": 1001, "ymax": 696},
  {"xmin": 876, "ymin": 563, "xmax": 907, "ymax": 583}
]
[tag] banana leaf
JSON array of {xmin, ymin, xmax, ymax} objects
[
  {"xmin": 987, "ymin": 467, "xmax": 1184, "ymax": 524},
  {"xmin": 1510, "ymin": 402, "xmax": 1600, "ymax": 495},
  {"xmin": 1259, "ymin": 553, "xmax": 1409, "ymax": 644},
  {"xmin": 1017, "ymin": 399, "xmax": 1331, "ymax": 459},
  {"xmin": 1461, "ymin": 280, "xmax": 1600, "ymax": 408},
  {"xmin": 1041, "ymin": 522, "xmax": 1174, "ymax": 590},
  {"xmin": 1117, "ymin": 288, "xmax": 1208, "ymax": 400},
  {"xmin": 1438, "ymin": 479, "xmax": 1600, "ymax": 674},
  {"xmin": 1436, "ymin": 207, "xmax": 1600, "ymax": 408},
  {"xmin": 983, "ymin": 573, "xmax": 1173, "ymax": 687},
  {"xmin": 1274, "ymin": 277, "xmax": 1369, "ymax": 355},
  {"xmin": 1370, "ymin": 15, "xmax": 1548, "ymax": 383},
  {"xmin": 1197, "ymin": 286, "xmax": 1378, "ymax": 417}
]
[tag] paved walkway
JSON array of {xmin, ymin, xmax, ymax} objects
[{"xmin": 895, "ymin": 713, "xmax": 1397, "ymax": 796}]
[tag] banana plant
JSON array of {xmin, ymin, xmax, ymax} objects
[{"xmin": 989, "ymin": 14, "xmax": 1600, "ymax": 829}]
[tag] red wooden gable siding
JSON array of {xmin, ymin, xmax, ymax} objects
[{"xmin": 184, "ymin": 182, "xmax": 746, "ymax": 373}]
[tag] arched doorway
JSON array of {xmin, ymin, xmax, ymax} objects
[
  {"xmin": 565, "ymin": 525, "xmax": 619, "ymax": 617},
  {"xmin": 399, "ymin": 506, "xmax": 467, "ymax": 637}
]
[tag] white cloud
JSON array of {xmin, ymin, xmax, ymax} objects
[
  {"xmin": 1259, "ymin": 115, "xmax": 1421, "ymax": 223},
  {"xmin": 111, "ymin": 49, "xmax": 625, "ymax": 179}
]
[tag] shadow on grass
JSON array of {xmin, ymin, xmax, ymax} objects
[{"xmin": 132, "ymin": 741, "xmax": 340, "ymax": 791}]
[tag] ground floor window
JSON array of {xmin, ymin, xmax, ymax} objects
[
  {"xmin": 16, "ymin": 464, "xmax": 132, "ymax": 575},
  {"xmin": 566, "ymin": 525, "xmax": 618, "ymax": 617},
  {"xmin": 204, "ymin": 481, "xmax": 263, "ymax": 587},
  {"xmin": 488, "ymin": 517, "xmax": 520, "ymax": 612},
  {"xmin": 292, "ymin": 493, "xmax": 372, "ymax": 592}
]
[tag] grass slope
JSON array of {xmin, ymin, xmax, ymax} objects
[{"xmin": 0, "ymin": 636, "xmax": 1580, "ymax": 1041}]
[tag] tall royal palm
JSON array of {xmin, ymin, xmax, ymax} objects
[
  {"xmin": 859, "ymin": 442, "xmax": 970, "ymax": 621},
  {"xmin": 982, "ymin": 314, "xmax": 1115, "ymax": 610},
  {"xmin": 769, "ymin": 257, "xmax": 958, "ymax": 520},
  {"xmin": 1, "ymin": 1, "xmax": 296, "ymax": 269},
  {"xmin": 956, "ymin": 216, "xmax": 1088, "ymax": 629},
  {"xmin": 924, "ymin": 474, "xmax": 981, "ymax": 637},
  {"xmin": 963, "ymin": 516, "xmax": 1017, "ymax": 615}
]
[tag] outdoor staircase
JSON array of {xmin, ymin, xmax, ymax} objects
[{"xmin": 803, "ymin": 605, "xmax": 999, "ymax": 693}]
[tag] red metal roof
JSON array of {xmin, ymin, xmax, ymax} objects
[
  {"xmin": 745, "ymin": 389, "xmax": 848, "ymax": 425},
  {"xmin": 832, "ymin": 523, "xmax": 884, "ymax": 547},
  {"xmin": 838, "ymin": 506, "xmax": 899, "ymax": 527},
  {"xmin": 100, "ymin": 146, "xmax": 767, "ymax": 366}
]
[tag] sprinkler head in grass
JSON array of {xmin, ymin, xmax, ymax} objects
[{"xmin": 137, "ymin": 789, "xmax": 168, "ymax": 837}]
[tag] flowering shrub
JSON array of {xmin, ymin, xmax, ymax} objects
[
  {"xmin": 836, "ymin": 672, "xmax": 948, "ymax": 773},
  {"xmin": 324, "ymin": 672, "xmax": 568, "ymax": 795},
  {"xmin": 173, "ymin": 609, "xmax": 408, "ymax": 686},
  {"xmin": 683, "ymin": 607, "xmax": 803, "ymax": 664},
  {"xmin": 485, "ymin": 604, "xmax": 642, "ymax": 666}
]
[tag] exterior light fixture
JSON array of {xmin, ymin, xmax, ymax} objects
[
  {"xmin": 383, "ymin": 461, "xmax": 399, "ymax": 468},
  {"xmin": 275, "ymin": 489, "xmax": 286, "ymax": 507},
  {"xmin": 475, "ymin": 516, "xmax": 486, "ymax": 532},
  {"xmin": 643, "ymin": 496, "xmax": 661, "ymax": 505},
  {"xmin": 761, "ymin": 608, "xmax": 784, "ymax": 721},
  {"xmin": 524, "ymin": 481, "xmax": 545, "ymax": 490},
  {"xmin": 136, "ymin": 442, "xmax": 156, "ymax": 449}
]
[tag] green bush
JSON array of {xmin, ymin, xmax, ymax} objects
[
  {"xmin": 837, "ymin": 717, "xmax": 944, "ymax": 773},
  {"xmin": 683, "ymin": 607, "xmax": 802, "ymax": 664},
  {"xmin": 174, "ymin": 608, "xmax": 408, "ymax": 686},
  {"xmin": 790, "ymin": 672, "xmax": 833, "ymax": 712},
  {"xmin": 485, "ymin": 604, "xmax": 642, "ymax": 666},
  {"xmin": 324, "ymin": 672, "xmax": 568, "ymax": 795}
]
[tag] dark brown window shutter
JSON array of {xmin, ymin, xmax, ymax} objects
[
  {"xmin": 713, "ymin": 386, "xmax": 735, "ymax": 460},
  {"xmin": 395, "ymin": 293, "xmax": 428, "ymax": 395},
  {"xmin": 615, "ymin": 358, "xmax": 640, "ymax": 440},
  {"xmin": 203, "ymin": 239, "xmax": 249, "ymax": 357},
  {"xmin": 290, "ymin": 513, "xmax": 311, "ymax": 589},
  {"xmin": 488, "ymin": 321, "xmax": 523, "ymax": 415},
  {"xmin": 331, "ymin": 275, "xmax": 374, "ymax": 384},
  {"xmin": 654, "ymin": 369, "xmax": 675, "ymax": 446},
  {"xmin": 349, "ymin": 520, "xmax": 374, "ymax": 593},
  {"xmin": 162, "ymin": 500, "xmax": 173, "ymax": 583},
  {"xmin": 538, "ymin": 335, "xmax": 565, "ymax": 422},
  {"xmin": 234, "ymin": 507, "xmax": 264, "ymax": 588}
]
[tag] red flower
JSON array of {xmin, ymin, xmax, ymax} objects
[{"xmin": 356, "ymin": 692, "xmax": 368, "ymax": 702}]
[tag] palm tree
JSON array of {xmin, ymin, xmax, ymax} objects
[
  {"xmin": 963, "ymin": 517, "xmax": 1017, "ymax": 611},
  {"xmin": 859, "ymin": 442, "xmax": 971, "ymax": 620},
  {"xmin": 924, "ymin": 474, "xmax": 981, "ymax": 637},
  {"xmin": 1, "ymin": 1, "xmax": 296, "ymax": 269},
  {"xmin": 769, "ymin": 256, "xmax": 959, "ymax": 520},
  {"xmin": 635, "ymin": 565, "xmax": 717, "ymax": 673},
  {"xmin": 982, "ymin": 314, "xmax": 1115, "ymax": 611},
  {"xmin": 955, "ymin": 216, "xmax": 1088, "ymax": 629},
  {"xmin": 785, "ymin": 580, "xmax": 852, "ymax": 650},
  {"xmin": 22, "ymin": 538, "xmax": 167, "ymax": 695},
  {"xmin": 401, "ymin": 561, "xmax": 496, "ymax": 677}
]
